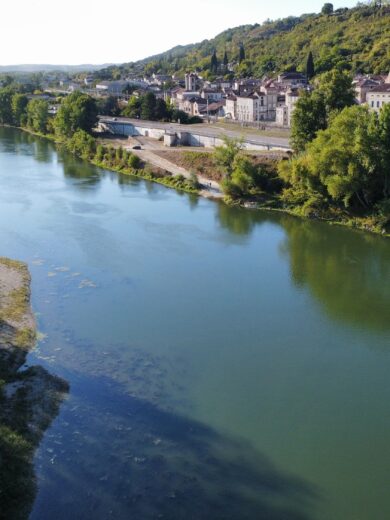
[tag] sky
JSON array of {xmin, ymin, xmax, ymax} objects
[{"xmin": 1, "ymin": 0, "xmax": 359, "ymax": 65}]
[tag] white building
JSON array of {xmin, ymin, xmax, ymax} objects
[
  {"xmin": 225, "ymin": 95, "xmax": 237, "ymax": 119},
  {"xmin": 235, "ymin": 89, "xmax": 278, "ymax": 122},
  {"xmin": 367, "ymin": 84, "xmax": 390, "ymax": 112}
]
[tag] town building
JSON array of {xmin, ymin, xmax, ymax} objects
[
  {"xmin": 277, "ymin": 72, "xmax": 307, "ymax": 87},
  {"xmin": 235, "ymin": 89, "xmax": 278, "ymax": 122},
  {"xmin": 366, "ymin": 83, "xmax": 390, "ymax": 112},
  {"xmin": 225, "ymin": 95, "xmax": 237, "ymax": 120},
  {"xmin": 185, "ymin": 73, "xmax": 198, "ymax": 92}
]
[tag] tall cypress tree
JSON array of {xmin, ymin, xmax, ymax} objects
[
  {"xmin": 239, "ymin": 43, "xmax": 246, "ymax": 63},
  {"xmin": 306, "ymin": 51, "xmax": 315, "ymax": 80},
  {"xmin": 210, "ymin": 50, "xmax": 218, "ymax": 74},
  {"xmin": 223, "ymin": 50, "xmax": 229, "ymax": 70}
]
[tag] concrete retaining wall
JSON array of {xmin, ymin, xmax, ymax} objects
[{"xmin": 101, "ymin": 121, "xmax": 287, "ymax": 152}]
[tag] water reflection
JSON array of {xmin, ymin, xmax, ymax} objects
[
  {"xmin": 59, "ymin": 153, "xmax": 101, "ymax": 188},
  {"xmin": 279, "ymin": 216, "xmax": 390, "ymax": 333},
  {"xmin": 31, "ymin": 373, "xmax": 317, "ymax": 520}
]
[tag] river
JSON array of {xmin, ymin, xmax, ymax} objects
[{"xmin": 0, "ymin": 127, "xmax": 389, "ymax": 520}]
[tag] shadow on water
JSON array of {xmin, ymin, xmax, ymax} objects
[{"xmin": 31, "ymin": 373, "xmax": 318, "ymax": 520}]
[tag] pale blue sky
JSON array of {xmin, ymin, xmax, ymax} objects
[{"xmin": 2, "ymin": 0, "xmax": 359, "ymax": 65}]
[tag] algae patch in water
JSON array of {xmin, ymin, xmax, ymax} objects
[{"xmin": 0, "ymin": 257, "xmax": 68, "ymax": 520}]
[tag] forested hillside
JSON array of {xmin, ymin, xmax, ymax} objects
[{"xmin": 103, "ymin": 2, "xmax": 390, "ymax": 79}]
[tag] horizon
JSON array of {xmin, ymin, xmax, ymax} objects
[{"xmin": 1, "ymin": 0, "xmax": 358, "ymax": 67}]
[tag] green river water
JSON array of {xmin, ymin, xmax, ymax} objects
[{"xmin": 0, "ymin": 127, "xmax": 389, "ymax": 520}]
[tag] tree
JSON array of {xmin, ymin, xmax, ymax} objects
[
  {"xmin": 213, "ymin": 136, "xmax": 244, "ymax": 177},
  {"xmin": 155, "ymin": 98, "xmax": 169, "ymax": 121},
  {"xmin": 140, "ymin": 92, "xmax": 157, "ymax": 120},
  {"xmin": 26, "ymin": 99, "xmax": 49, "ymax": 133},
  {"xmin": 306, "ymin": 51, "xmax": 315, "ymax": 80},
  {"xmin": 66, "ymin": 129, "xmax": 96, "ymax": 159},
  {"xmin": 210, "ymin": 50, "xmax": 218, "ymax": 74},
  {"xmin": 291, "ymin": 91, "xmax": 327, "ymax": 152},
  {"xmin": 223, "ymin": 50, "xmax": 229, "ymax": 71},
  {"xmin": 122, "ymin": 96, "xmax": 141, "ymax": 118},
  {"xmin": 239, "ymin": 43, "xmax": 246, "ymax": 63},
  {"xmin": 97, "ymin": 96, "xmax": 120, "ymax": 116},
  {"xmin": 321, "ymin": 3, "xmax": 334, "ymax": 15},
  {"xmin": 316, "ymin": 69, "xmax": 355, "ymax": 113},
  {"xmin": 54, "ymin": 91, "xmax": 98, "ymax": 137},
  {"xmin": 0, "ymin": 88, "xmax": 14, "ymax": 124},
  {"xmin": 11, "ymin": 93, "xmax": 28, "ymax": 126},
  {"xmin": 376, "ymin": 103, "xmax": 390, "ymax": 197},
  {"xmin": 281, "ymin": 105, "xmax": 388, "ymax": 210}
]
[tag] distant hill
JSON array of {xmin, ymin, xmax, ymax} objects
[
  {"xmin": 0, "ymin": 64, "xmax": 116, "ymax": 73},
  {"xmin": 102, "ymin": 3, "xmax": 390, "ymax": 79}
]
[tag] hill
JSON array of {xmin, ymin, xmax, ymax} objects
[
  {"xmin": 0, "ymin": 64, "xmax": 116, "ymax": 73},
  {"xmin": 103, "ymin": 2, "xmax": 390, "ymax": 79}
]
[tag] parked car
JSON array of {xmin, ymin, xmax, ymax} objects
[{"xmin": 132, "ymin": 145, "xmax": 141, "ymax": 150}]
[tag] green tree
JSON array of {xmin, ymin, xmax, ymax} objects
[
  {"xmin": 214, "ymin": 136, "xmax": 244, "ymax": 177},
  {"xmin": 306, "ymin": 51, "xmax": 315, "ymax": 80},
  {"xmin": 141, "ymin": 92, "xmax": 157, "ymax": 120},
  {"xmin": 223, "ymin": 50, "xmax": 229, "ymax": 71},
  {"xmin": 97, "ymin": 96, "xmax": 120, "ymax": 116},
  {"xmin": 122, "ymin": 96, "xmax": 141, "ymax": 118},
  {"xmin": 0, "ymin": 88, "xmax": 14, "ymax": 124},
  {"xmin": 281, "ymin": 105, "xmax": 387, "ymax": 211},
  {"xmin": 376, "ymin": 103, "xmax": 390, "ymax": 198},
  {"xmin": 316, "ymin": 69, "xmax": 355, "ymax": 113},
  {"xmin": 239, "ymin": 43, "xmax": 246, "ymax": 63},
  {"xmin": 11, "ymin": 93, "xmax": 28, "ymax": 126},
  {"xmin": 210, "ymin": 50, "xmax": 218, "ymax": 74},
  {"xmin": 291, "ymin": 91, "xmax": 327, "ymax": 152},
  {"xmin": 26, "ymin": 99, "xmax": 49, "ymax": 133},
  {"xmin": 155, "ymin": 98, "xmax": 169, "ymax": 121},
  {"xmin": 67, "ymin": 129, "xmax": 96, "ymax": 159},
  {"xmin": 321, "ymin": 3, "xmax": 334, "ymax": 14},
  {"xmin": 54, "ymin": 91, "xmax": 98, "ymax": 137}
]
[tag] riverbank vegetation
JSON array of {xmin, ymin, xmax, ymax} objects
[
  {"xmin": 0, "ymin": 77, "xmax": 388, "ymax": 234},
  {"xmin": 207, "ymin": 70, "xmax": 389, "ymax": 235},
  {"xmin": 0, "ymin": 87, "xmax": 200, "ymax": 195}
]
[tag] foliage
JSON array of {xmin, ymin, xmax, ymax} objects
[
  {"xmin": 291, "ymin": 91, "xmax": 327, "ymax": 153},
  {"xmin": 0, "ymin": 87, "xmax": 14, "ymax": 124},
  {"xmin": 54, "ymin": 91, "xmax": 98, "ymax": 137},
  {"xmin": 315, "ymin": 69, "xmax": 356, "ymax": 112},
  {"xmin": 66, "ymin": 129, "xmax": 96, "ymax": 159},
  {"xmin": 100, "ymin": 4, "xmax": 390, "ymax": 78},
  {"xmin": 306, "ymin": 51, "xmax": 315, "ymax": 80},
  {"xmin": 213, "ymin": 136, "xmax": 244, "ymax": 177},
  {"xmin": 96, "ymin": 96, "xmax": 121, "ymax": 116},
  {"xmin": 291, "ymin": 70, "xmax": 355, "ymax": 152},
  {"xmin": 321, "ymin": 3, "xmax": 334, "ymax": 15},
  {"xmin": 11, "ymin": 94, "xmax": 28, "ymax": 126},
  {"xmin": 26, "ymin": 99, "xmax": 49, "ymax": 134},
  {"xmin": 280, "ymin": 105, "xmax": 390, "ymax": 212}
]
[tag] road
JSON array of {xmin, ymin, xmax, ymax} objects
[{"xmin": 99, "ymin": 116, "xmax": 291, "ymax": 150}]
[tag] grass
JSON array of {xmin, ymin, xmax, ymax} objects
[{"xmin": 212, "ymin": 121, "xmax": 290, "ymax": 139}]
